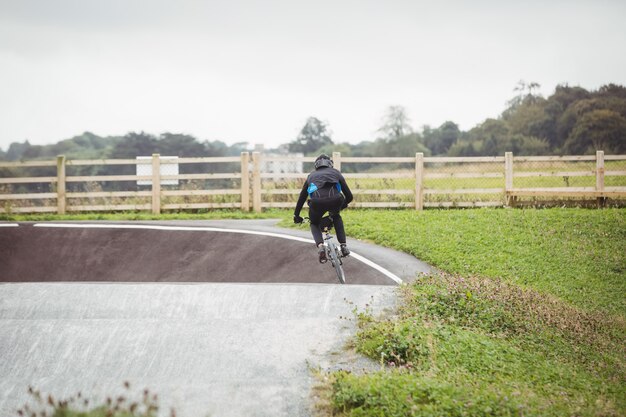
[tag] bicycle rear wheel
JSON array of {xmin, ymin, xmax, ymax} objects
[{"xmin": 327, "ymin": 242, "xmax": 346, "ymax": 284}]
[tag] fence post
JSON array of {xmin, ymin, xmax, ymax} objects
[
  {"xmin": 240, "ymin": 152, "xmax": 250, "ymax": 211},
  {"xmin": 252, "ymin": 152, "xmax": 262, "ymax": 213},
  {"xmin": 415, "ymin": 152, "xmax": 424, "ymax": 210},
  {"xmin": 332, "ymin": 151, "xmax": 341, "ymax": 171},
  {"xmin": 56, "ymin": 155, "xmax": 66, "ymax": 215},
  {"xmin": 505, "ymin": 152, "xmax": 514, "ymax": 207},
  {"xmin": 596, "ymin": 150, "xmax": 605, "ymax": 207},
  {"xmin": 151, "ymin": 153, "xmax": 161, "ymax": 214}
]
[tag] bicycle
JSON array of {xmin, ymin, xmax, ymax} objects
[{"xmin": 302, "ymin": 216, "xmax": 347, "ymax": 284}]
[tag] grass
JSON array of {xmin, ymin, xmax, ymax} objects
[
  {"xmin": 318, "ymin": 273, "xmax": 625, "ymax": 416},
  {"xmin": 0, "ymin": 209, "xmax": 286, "ymax": 222},
  {"xmin": 339, "ymin": 208, "xmax": 626, "ymax": 316},
  {"xmin": 304, "ymin": 208, "xmax": 626, "ymax": 416}
]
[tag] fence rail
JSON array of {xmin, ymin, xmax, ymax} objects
[{"xmin": 1, "ymin": 151, "xmax": 625, "ymax": 214}]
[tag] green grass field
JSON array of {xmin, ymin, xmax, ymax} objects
[
  {"xmin": 342, "ymin": 209, "xmax": 626, "ymax": 315},
  {"xmin": 307, "ymin": 208, "xmax": 626, "ymax": 417},
  {"xmin": 0, "ymin": 210, "xmax": 282, "ymax": 222}
]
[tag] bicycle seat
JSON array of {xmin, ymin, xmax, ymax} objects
[{"xmin": 319, "ymin": 216, "xmax": 334, "ymax": 232}]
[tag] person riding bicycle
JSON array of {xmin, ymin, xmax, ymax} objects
[{"xmin": 293, "ymin": 154, "xmax": 353, "ymax": 263}]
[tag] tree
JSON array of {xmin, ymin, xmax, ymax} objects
[
  {"xmin": 557, "ymin": 96, "xmax": 626, "ymax": 152},
  {"xmin": 551, "ymin": 84, "xmax": 590, "ymax": 110},
  {"xmin": 288, "ymin": 117, "xmax": 333, "ymax": 154},
  {"xmin": 597, "ymin": 83, "xmax": 626, "ymax": 100},
  {"xmin": 505, "ymin": 97, "xmax": 551, "ymax": 139},
  {"xmin": 110, "ymin": 132, "xmax": 159, "ymax": 159},
  {"xmin": 458, "ymin": 118, "xmax": 509, "ymax": 156},
  {"xmin": 540, "ymin": 84, "xmax": 590, "ymax": 148},
  {"xmin": 564, "ymin": 109, "xmax": 626, "ymax": 154},
  {"xmin": 158, "ymin": 133, "xmax": 206, "ymax": 157},
  {"xmin": 506, "ymin": 80, "xmax": 542, "ymax": 109},
  {"xmin": 51, "ymin": 132, "xmax": 115, "ymax": 159},
  {"xmin": 423, "ymin": 121, "xmax": 460, "ymax": 155},
  {"xmin": 4, "ymin": 141, "xmax": 32, "ymax": 161},
  {"xmin": 448, "ymin": 140, "xmax": 479, "ymax": 157},
  {"xmin": 516, "ymin": 80, "xmax": 541, "ymax": 96},
  {"xmin": 377, "ymin": 106, "xmax": 413, "ymax": 140},
  {"xmin": 384, "ymin": 133, "xmax": 430, "ymax": 157}
]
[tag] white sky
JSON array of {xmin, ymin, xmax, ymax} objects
[{"xmin": 1, "ymin": 0, "xmax": 625, "ymax": 151}]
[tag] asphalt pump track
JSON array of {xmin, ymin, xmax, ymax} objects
[{"xmin": 0, "ymin": 220, "xmax": 430, "ymax": 416}]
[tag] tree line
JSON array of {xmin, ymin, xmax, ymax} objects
[
  {"xmin": 0, "ymin": 132, "xmax": 248, "ymax": 162},
  {"xmin": 288, "ymin": 82, "xmax": 626, "ymax": 157},
  {"xmin": 1, "ymin": 82, "xmax": 625, "ymax": 163}
]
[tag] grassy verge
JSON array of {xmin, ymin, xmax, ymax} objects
[
  {"xmin": 320, "ymin": 273, "xmax": 625, "ymax": 416},
  {"xmin": 340, "ymin": 208, "xmax": 626, "ymax": 316},
  {"xmin": 305, "ymin": 208, "xmax": 625, "ymax": 416},
  {"xmin": 0, "ymin": 209, "xmax": 288, "ymax": 222}
]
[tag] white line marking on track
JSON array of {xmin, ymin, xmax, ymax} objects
[
  {"xmin": 350, "ymin": 254, "xmax": 402, "ymax": 284},
  {"xmin": 0, "ymin": 223, "xmax": 19, "ymax": 227},
  {"xmin": 33, "ymin": 223, "xmax": 403, "ymax": 284}
]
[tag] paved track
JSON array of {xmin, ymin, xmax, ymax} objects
[
  {"xmin": 0, "ymin": 283, "xmax": 397, "ymax": 417},
  {"xmin": 0, "ymin": 220, "xmax": 429, "ymax": 284},
  {"xmin": 0, "ymin": 220, "xmax": 430, "ymax": 416}
]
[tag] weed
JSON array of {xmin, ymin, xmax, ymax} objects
[{"xmin": 17, "ymin": 382, "xmax": 174, "ymax": 417}]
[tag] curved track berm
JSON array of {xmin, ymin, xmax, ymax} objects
[{"xmin": 0, "ymin": 222, "xmax": 426, "ymax": 285}]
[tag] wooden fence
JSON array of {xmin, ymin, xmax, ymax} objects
[
  {"xmin": 1, "ymin": 151, "xmax": 625, "ymax": 214},
  {"xmin": 0, "ymin": 154, "xmax": 248, "ymax": 214}
]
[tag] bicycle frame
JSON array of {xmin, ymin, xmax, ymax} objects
[{"xmin": 317, "ymin": 217, "xmax": 347, "ymax": 284}]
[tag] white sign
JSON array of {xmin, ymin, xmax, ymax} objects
[{"xmin": 136, "ymin": 156, "xmax": 179, "ymax": 185}]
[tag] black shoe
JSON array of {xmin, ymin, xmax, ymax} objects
[
  {"xmin": 340, "ymin": 244, "xmax": 350, "ymax": 257},
  {"xmin": 318, "ymin": 246, "xmax": 327, "ymax": 263}
]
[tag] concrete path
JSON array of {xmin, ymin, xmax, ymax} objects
[
  {"xmin": 0, "ymin": 220, "xmax": 430, "ymax": 416},
  {"xmin": 0, "ymin": 283, "xmax": 396, "ymax": 417}
]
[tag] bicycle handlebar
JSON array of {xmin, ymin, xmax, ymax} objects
[{"xmin": 296, "ymin": 215, "xmax": 334, "ymax": 232}]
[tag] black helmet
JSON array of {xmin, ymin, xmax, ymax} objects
[{"xmin": 314, "ymin": 154, "xmax": 333, "ymax": 169}]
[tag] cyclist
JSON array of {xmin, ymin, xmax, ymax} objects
[{"xmin": 293, "ymin": 154, "xmax": 353, "ymax": 263}]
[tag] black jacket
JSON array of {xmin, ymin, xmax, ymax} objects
[{"xmin": 294, "ymin": 167, "xmax": 353, "ymax": 216}]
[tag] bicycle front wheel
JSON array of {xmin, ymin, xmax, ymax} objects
[{"xmin": 327, "ymin": 242, "xmax": 346, "ymax": 284}]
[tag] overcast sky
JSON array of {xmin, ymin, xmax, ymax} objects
[{"xmin": 1, "ymin": 0, "xmax": 625, "ymax": 151}]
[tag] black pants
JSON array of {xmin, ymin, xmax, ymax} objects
[{"xmin": 308, "ymin": 194, "xmax": 346, "ymax": 246}]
